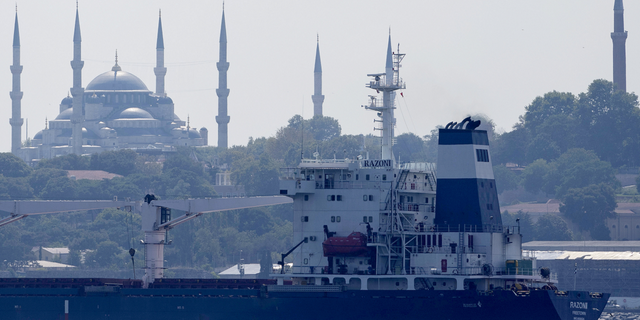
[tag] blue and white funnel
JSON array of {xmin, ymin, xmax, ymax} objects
[{"xmin": 434, "ymin": 119, "xmax": 501, "ymax": 229}]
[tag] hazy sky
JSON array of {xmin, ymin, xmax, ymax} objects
[{"xmin": 1, "ymin": 1, "xmax": 637, "ymax": 153}]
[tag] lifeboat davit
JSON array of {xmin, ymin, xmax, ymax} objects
[{"xmin": 322, "ymin": 232, "xmax": 371, "ymax": 257}]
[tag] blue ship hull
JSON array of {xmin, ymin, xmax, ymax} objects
[{"xmin": 1, "ymin": 285, "xmax": 609, "ymax": 320}]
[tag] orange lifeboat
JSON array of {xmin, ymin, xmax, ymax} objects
[{"xmin": 322, "ymin": 232, "xmax": 372, "ymax": 257}]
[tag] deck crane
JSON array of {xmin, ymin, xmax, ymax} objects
[{"xmin": 0, "ymin": 195, "xmax": 292, "ymax": 287}]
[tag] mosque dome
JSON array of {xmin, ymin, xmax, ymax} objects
[
  {"xmin": 188, "ymin": 128, "xmax": 202, "ymax": 139},
  {"xmin": 117, "ymin": 107, "xmax": 154, "ymax": 119},
  {"xmin": 33, "ymin": 130, "xmax": 43, "ymax": 140},
  {"xmin": 86, "ymin": 64, "xmax": 149, "ymax": 91},
  {"xmin": 55, "ymin": 108, "xmax": 73, "ymax": 120},
  {"xmin": 60, "ymin": 96, "xmax": 73, "ymax": 105}
]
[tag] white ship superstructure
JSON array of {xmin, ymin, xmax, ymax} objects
[{"xmin": 277, "ymin": 36, "xmax": 554, "ymax": 292}]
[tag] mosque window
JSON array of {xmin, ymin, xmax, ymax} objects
[
  {"xmin": 123, "ymin": 95, "xmax": 127, "ymax": 103},
  {"xmin": 107, "ymin": 95, "xmax": 111, "ymax": 103}
]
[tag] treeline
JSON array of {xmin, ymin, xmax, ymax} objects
[
  {"xmin": 0, "ymin": 147, "xmax": 293, "ymax": 271},
  {"xmin": 1, "ymin": 79, "xmax": 637, "ymax": 270}
]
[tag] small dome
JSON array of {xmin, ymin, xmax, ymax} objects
[
  {"xmin": 33, "ymin": 130, "xmax": 43, "ymax": 140},
  {"xmin": 86, "ymin": 69, "xmax": 148, "ymax": 91},
  {"xmin": 55, "ymin": 108, "xmax": 73, "ymax": 120},
  {"xmin": 81, "ymin": 127, "xmax": 100, "ymax": 139},
  {"xmin": 117, "ymin": 107, "xmax": 154, "ymax": 119},
  {"xmin": 189, "ymin": 128, "xmax": 202, "ymax": 139},
  {"xmin": 61, "ymin": 96, "xmax": 73, "ymax": 105}
]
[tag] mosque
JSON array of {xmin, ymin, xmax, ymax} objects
[{"xmin": 9, "ymin": 7, "xmax": 228, "ymax": 163}]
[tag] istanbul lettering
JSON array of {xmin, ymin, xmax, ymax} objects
[{"xmin": 362, "ymin": 159, "xmax": 392, "ymax": 168}]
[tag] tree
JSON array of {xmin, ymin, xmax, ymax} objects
[
  {"xmin": 307, "ymin": 115, "xmax": 341, "ymax": 142},
  {"xmin": 4, "ymin": 177, "xmax": 34, "ymax": 199},
  {"xmin": 37, "ymin": 153, "xmax": 89, "ymax": 170},
  {"xmin": 492, "ymin": 126, "xmax": 528, "ymax": 166},
  {"xmin": 534, "ymin": 214, "xmax": 573, "ymax": 241},
  {"xmin": 68, "ymin": 250, "xmax": 82, "ymax": 267},
  {"xmin": 90, "ymin": 149, "xmax": 138, "ymax": 176},
  {"xmin": 29, "ymin": 168, "xmax": 68, "ymax": 196},
  {"xmin": 163, "ymin": 149, "xmax": 204, "ymax": 176},
  {"xmin": 525, "ymin": 134, "xmax": 561, "ymax": 163},
  {"xmin": 393, "ymin": 133, "xmax": 427, "ymax": 163},
  {"xmin": 492, "ymin": 165, "xmax": 518, "ymax": 194},
  {"xmin": 94, "ymin": 241, "xmax": 122, "ymax": 268},
  {"xmin": 523, "ymin": 91, "xmax": 576, "ymax": 136},
  {"xmin": 546, "ymin": 148, "xmax": 618, "ymax": 197},
  {"xmin": 574, "ymin": 79, "xmax": 640, "ymax": 167},
  {"xmin": 0, "ymin": 153, "xmax": 32, "ymax": 177},
  {"xmin": 39, "ymin": 176, "xmax": 78, "ymax": 200},
  {"xmin": 560, "ymin": 183, "xmax": 616, "ymax": 240},
  {"xmin": 232, "ymin": 153, "xmax": 280, "ymax": 196},
  {"xmin": 520, "ymin": 159, "xmax": 550, "ymax": 195}
]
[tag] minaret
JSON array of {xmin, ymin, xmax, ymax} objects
[
  {"xmin": 215, "ymin": 8, "xmax": 230, "ymax": 149},
  {"xmin": 611, "ymin": 0, "xmax": 627, "ymax": 92},
  {"xmin": 312, "ymin": 36, "xmax": 324, "ymax": 117},
  {"xmin": 10, "ymin": 10, "xmax": 24, "ymax": 154},
  {"xmin": 155, "ymin": 10, "xmax": 167, "ymax": 97},
  {"xmin": 70, "ymin": 6, "xmax": 85, "ymax": 154}
]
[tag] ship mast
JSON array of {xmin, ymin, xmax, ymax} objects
[{"xmin": 364, "ymin": 35, "xmax": 405, "ymax": 161}]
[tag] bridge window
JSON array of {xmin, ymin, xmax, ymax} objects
[
  {"xmin": 382, "ymin": 174, "xmax": 387, "ymax": 181},
  {"xmin": 304, "ymin": 195, "xmax": 309, "ymax": 201},
  {"xmin": 476, "ymin": 149, "xmax": 489, "ymax": 162},
  {"xmin": 337, "ymin": 195, "xmax": 343, "ymax": 201},
  {"xmin": 336, "ymin": 216, "xmax": 341, "ymax": 222},
  {"xmin": 366, "ymin": 174, "xmax": 370, "ymax": 181},
  {"xmin": 331, "ymin": 216, "xmax": 335, "ymax": 222},
  {"xmin": 369, "ymin": 216, "xmax": 373, "ymax": 223},
  {"xmin": 363, "ymin": 195, "xmax": 368, "ymax": 201},
  {"xmin": 369, "ymin": 195, "xmax": 374, "ymax": 201}
]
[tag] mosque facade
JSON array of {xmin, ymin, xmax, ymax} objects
[{"xmin": 12, "ymin": 8, "xmax": 212, "ymax": 163}]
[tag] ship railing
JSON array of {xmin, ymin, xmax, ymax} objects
[
  {"xmin": 410, "ymin": 245, "xmax": 488, "ymax": 255},
  {"xmin": 396, "ymin": 204, "xmax": 435, "ymax": 214},
  {"xmin": 300, "ymin": 158, "xmax": 352, "ymax": 164},
  {"xmin": 425, "ymin": 224, "xmax": 505, "ymax": 233}
]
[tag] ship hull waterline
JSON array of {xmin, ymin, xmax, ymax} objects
[{"xmin": 2, "ymin": 288, "xmax": 608, "ymax": 320}]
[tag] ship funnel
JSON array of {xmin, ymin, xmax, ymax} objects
[{"xmin": 434, "ymin": 118, "xmax": 501, "ymax": 230}]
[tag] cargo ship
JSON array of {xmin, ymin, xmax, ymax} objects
[{"xmin": 0, "ymin": 36, "xmax": 609, "ymax": 320}]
